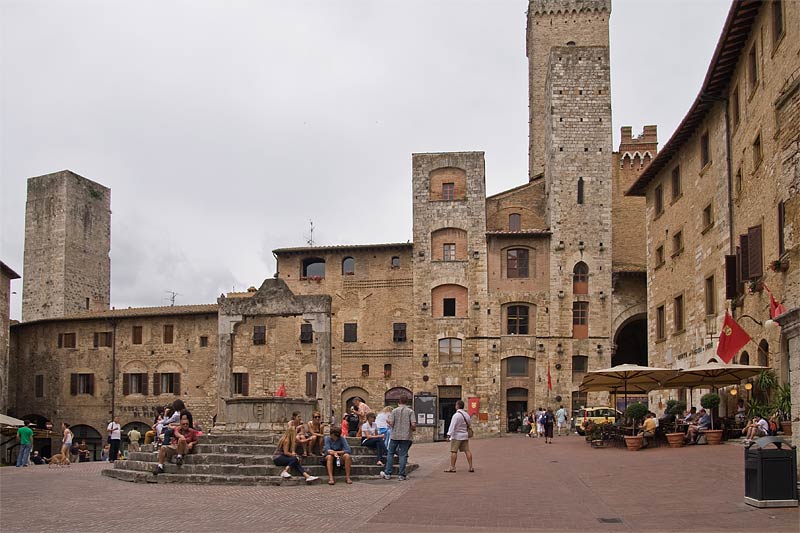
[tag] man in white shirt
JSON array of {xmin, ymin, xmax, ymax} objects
[
  {"xmin": 107, "ymin": 416, "xmax": 121, "ymax": 462},
  {"xmin": 444, "ymin": 400, "xmax": 474, "ymax": 473},
  {"xmin": 743, "ymin": 415, "xmax": 769, "ymax": 443}
]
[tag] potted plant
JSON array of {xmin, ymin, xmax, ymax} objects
[
  {"xmin": 700, "ymin": 392, "xmax": 723, "ymax": 445},
  {"xmin": 772, "ymin": 383, "xmax": 792, "ymax": 436},
  {"xmin": 665, "ymin": 400, "xmax": 687, "ymax": 448},
  {"xmin": 623, "ymin": 402, "xmax": 648, "ymax": 451}
]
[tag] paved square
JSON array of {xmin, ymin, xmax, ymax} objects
[{"xmin": 1, "ymin": 435, "xmax": 797, "ymax": 532}]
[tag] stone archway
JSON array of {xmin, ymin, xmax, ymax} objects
[
  {"xmin": 613, "ymin": 313, "xmax": 648, "ymax": 366},
  {"xmin": 341, "ymin": 386, "xmax": 370, "ymax": 415}
]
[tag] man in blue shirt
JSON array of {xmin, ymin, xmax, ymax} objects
[
  {"xmin": 322, "ymin": 426, "xmax": 352, "ymax": 485},
  {"xmin": 686, "ymin": 409, "xmax": 711, "ymax": 444}
]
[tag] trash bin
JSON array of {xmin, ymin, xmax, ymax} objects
[{"xmin": 744, "ymin": 436, "xmax": 798, "ymax": 508}]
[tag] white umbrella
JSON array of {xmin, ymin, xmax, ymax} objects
[
  {"xmin": 0, "ymin": 414, "xmax": 26, "ymax": 426},
  {"xmin": 579, "ymin": 364, "xmax": 678, "ymax": 408}
]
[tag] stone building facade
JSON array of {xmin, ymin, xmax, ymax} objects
[
  {"xmin": 21, "ymin": 171, "xmax": 110, "ymax": 322},
  {"xmin": 1, "ymin": 261, "xmax": 21, "ymax": 416},
  {"xmin": 6, "ymin": 0, "xmax": 663, "ymax": 446},
  {"xmin": 628, "ymin": 0, "xmax": 798, "ymax": 450}
]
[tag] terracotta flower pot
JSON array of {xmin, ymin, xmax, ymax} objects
[
  {"xmin": 666, "ymin": 432, "xmax": 685, "ymax": 448},
  {"xmin": 624, "ymin": 435, "xmax": 643, "ymax": 451},
  {"xmin": 704, "ymin": 429, "xmax": 723, "ymax": 445},
  {"xmin": 780, "ymin": 421, "xmax": 792, "ymax": 436}
]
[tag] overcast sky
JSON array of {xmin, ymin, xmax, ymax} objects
[{"xmin": 1, "ymin": 0, "xmax": 732, "ymax": 320}]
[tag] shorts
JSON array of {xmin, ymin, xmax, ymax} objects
[
  {"xmin": 557, "ymin": 421, "xmax": 566, "ymax": 428},
  {"xmin": 450, "ymin": 439, "xmax": 470, "ymax": 453}
]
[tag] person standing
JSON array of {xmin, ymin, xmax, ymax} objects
[
  {"xmin": 15, "ymin": 420, "xmax": 34, "ymax": 467},
  {"xmin": 444, "ymin": 400, "xmax": 474, "ymax": 473},
  {"xmin": 60, "ymin": 423, "xmax": 73, "ymax": 459},
  {"xmin": 535, "ymin": 407, "xmax": 545, "ymax": 438},
  {"xmin": 127, "ymin": 426, "xmax": 141, "ymax": 453},
  {"xmin": 555, "ymin": 405, "xmax": 568, "ymax": 436},
  {"xmin": 380, "ymin": 395, "xmax": 416, "ymax": 481},
  {"xmin": 107, "ymin": 416, "xmax": 121, "ymax": 462},
  {"xmin": 542, "ymin": 408, "xmax": 555, "ymax": 444}
]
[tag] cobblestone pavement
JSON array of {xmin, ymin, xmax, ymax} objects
[{"xmin": 1, "ymin": 435, "xmax": 798, "ymax": 532}]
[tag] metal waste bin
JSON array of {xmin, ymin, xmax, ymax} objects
[{"xmin": 744, "ymin": 436, "xmax": 798, "ymax": 508}]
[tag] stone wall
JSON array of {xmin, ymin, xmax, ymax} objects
[
  {"xmin": 0, "ymin": 263, "xmax": 20, "ymax": 415},
  {"xmin": 22, "ymin": 171, "xmax": 110, "ymax": 322}
]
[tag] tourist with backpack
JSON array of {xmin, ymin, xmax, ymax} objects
[{"xmin": 542, "ymin": 408, "xmax": 555, "ymax": 443}]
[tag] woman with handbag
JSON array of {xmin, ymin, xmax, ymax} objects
[{"xmin": 444, "ymin": 399, "xmax": 474, "ymax": 473}]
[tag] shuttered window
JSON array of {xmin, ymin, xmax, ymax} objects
[
  {"xmin": 132, "ymin": 326, "xmax": 143, "ymax": 344},
  {"xmin": 163, "ymin": 325, "xmax": 174, "ymax": 344},
  {"xmin": 252, "ymin": 325, "xmax": 266, "ymax": 345},
  {"xmin": 747, "ymin": 225, "xmax": 763, "ymax": 279},
  {"xmin": 233, "ymin": 373, "xmax": 249, "ymax": 396},
  {"xmin": 93, "ymin": 331, "xmax": 113, "ymax": 348},
  {"xmin": 153, "ymin": 372, "xmax": 180, "ymax": 395},
  {"xmin": 70, "ymin": 373, "xmax": 95, "ymax": 395},
  {"xmin": 300, "ymin": 323, "xmax": 313, "ymax": 343},
  {"xmin": 122, "ymin": 373, "xmax": 148, "ymax": 395}
]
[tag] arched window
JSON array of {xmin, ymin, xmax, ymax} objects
[
  {"xmin": 507, "ymin": 305, "xmax": 529, "ymax": 335},
  {"xmin": 509, "ymin": 213, "xmax": 521, "ymax": 231},
  {"xmin": 577, "ymin": 177, "xmax": 585, "ymax": 205},
  {"xmin": 757, "ymin": 340, "xmax": 768, "ymax": 367},
  {"xmin": 439, "ymin": 338, "xmax": 462, "ymax": 363},
  {"xmin": 302, "ymin": 257, "xmax": 325, "ymax": 278},
  {"xmin": 739, "ymin": 351, "xmax": 750, "ymax": 365},
  {"xmin": 507, "ymin": 248, "xmax": 529, "ymax": 278},
  {"xmin": 573, "ymin": 262, "xmax": 589, "ymax": 294},
  {"xmin": 342, "ymin": 257, "xmax": 355, "ymax": 275}
]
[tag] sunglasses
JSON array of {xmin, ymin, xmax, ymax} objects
[{"xmin": 313, "ymin": 416, "xmax": 320, "ymax": 418}]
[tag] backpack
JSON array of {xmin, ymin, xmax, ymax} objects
[{"xmin": 543, "ymin": 412, "xmax": 553, "ymax": 425}]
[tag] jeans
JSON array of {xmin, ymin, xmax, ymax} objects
[
  {"xmin": 383, "ymin": 439, "xmax": 412, "ymax": 477},
  {"xmin": 16, "ymin": 444, "xmax": 32, "ymax": 467},
  {"xmin": 362, "ymin": 438, "xmax": 387, "ymax": 462},
  {"xmin": 273, "ymin": 454, "xmax": 306, "ymax": 475}
]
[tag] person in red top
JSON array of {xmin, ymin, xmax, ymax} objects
[{"xmin": 155, "ymin": 413, "xmax": 198, "ymax": 474}]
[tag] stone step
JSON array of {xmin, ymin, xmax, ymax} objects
[
  {"xmin": 202, "ymin": 433, "xmax": 281, "ymax": 445},
  {"xmin": 127, "ymin": 451, "xmax": 387, "ymax": 466},
  {"xmin": 115, "ymin": 459, "xmax": 410, "ymax": 478},
  {"xmin": 102, "ymin": 468, "xmax": 396, "ymax": 485}
]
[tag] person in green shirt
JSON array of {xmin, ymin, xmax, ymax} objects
[{"xmin": 16, "ymin": 421, "xmax": 34, "ymax": 467}]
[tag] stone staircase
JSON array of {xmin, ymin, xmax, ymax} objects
[{"xmin": 102, "ymin": 433, "xmax": 417, "ymax": 485}]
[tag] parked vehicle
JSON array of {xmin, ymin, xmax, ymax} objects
[{"xmin": 575, "ymin": 407, "xmax": 622, "ymax": 435}]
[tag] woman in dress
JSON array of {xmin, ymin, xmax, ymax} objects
[{"xmin": 272, "ymin": 428, "xmax": 318, "ymax": 482}]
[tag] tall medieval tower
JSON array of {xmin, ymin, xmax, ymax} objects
[
  {"xmin": 527, "ymin": 0, "xmax": 611, "ymax": 181},
  {"xmin": 22, "ymin": 170, "xmax": 111, "ymax": 322},
  {"xmin": 529, "ymin": 0, "xmax": 615, "ymax": 402}
]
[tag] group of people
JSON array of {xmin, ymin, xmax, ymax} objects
[
  {"xmin": 273, "ymin": 395, "xmax": 418, "ymax": 485},
  {"xmin": 147, "ymin": 399, "xmax": 200, "ymax": 474},
  {"xmin": 523, "ymin": 406, "xmax": 569, "ymax": 443}
]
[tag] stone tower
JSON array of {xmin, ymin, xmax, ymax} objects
[
  {"xmin": 527, "ymin": 0, "xmax": 612, "ymax": 181},
  {"xmin": 411, "ymin": 152, "xmax": 493, "ymax": 436},
  {"xmin": 22, "ymin": 170, "xmax": 111, "ymax": 322},
  {"xmin": 539, "ymin": 10, "xmax": 614, "ymax": 392}
]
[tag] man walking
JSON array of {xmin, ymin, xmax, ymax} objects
[
  {"xmin": 16, "ymin": 420, "xmax": 34, "ymax": 467},
  {"xmin": 444, "ymin": 400, "xmax": 474, "ymax": 473},
  {"xmin": 555, "ymin": 405, "xmax": 568, "ymax": 436},
  {"xmin": 107, "ymin": 416, "xmax": 121, "ymax": 462},
  {"xmin": 380, "ymin": 394, "xmax": 416, "ymax": 480}
]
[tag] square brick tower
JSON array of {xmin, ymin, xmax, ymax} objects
[
  {"xmin": 527, "ymin": 0, "xmax": 612, "ymax": 181},
  {"xmin": 21, "ymin": 170, "xmax": 111, "ymax": 322}
]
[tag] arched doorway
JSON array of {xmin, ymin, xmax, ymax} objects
[
  {"xmin": 384, "ymin": 387, "xmax": 412, "ymax": 408},
  {"xmin": 613, "ymin": 315, "xmax": 648, "ymax": 366},
  {"xmin": 757, "ymin": 340, "xmax": 769, "ymax": 367},
  {"xmin": 506, "ymin": 387, "xmax": 528, "ymax": 433},
  {"xmin": 70, "ymin": 424, "xmax": 103, "ymax": 461},
  {"xmin": 19, "ymin": 413, "xmax": 48, "ymax": 430},
  {"xmin": 340, "ymin": 387, "xmax": 370, "ymax": 418}
]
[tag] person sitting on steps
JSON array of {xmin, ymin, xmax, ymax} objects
[
  {"xmin": 322, "ymin": 426, "xmax": 352, "ymax": 485},
  {"xmin": 154, "ymin": 413, "xmax": 198, "ymax": 474},
  {"xmin": 273, "ymin": 428, "xmax": 318, "ymax": 483},
  {"xmin": 289, "ymin": 411, "xmax": 315, "ymax": 457}
]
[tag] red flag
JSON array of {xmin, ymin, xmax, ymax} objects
[
  {"xmin": 547, "ymin": 365, "xmax": 552, "ymax": 391},
  {"xmin": 716, "ymin": 313, "xmax": 751, "ymax": 363},
  {"xmin": 769, "ymin": 293, "xmax": 786, "ymax": 319}
]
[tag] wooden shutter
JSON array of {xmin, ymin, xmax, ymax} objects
[
  {"xmin": 747, "ymin": 225, "xmax": 763, "ymax": 278},
  {"xmin": 739, "ymin": 235, "xmax": 750, "ymax": 281},
  {"xmin": 241, "ymin": 373, "xmax": 249, "ymax": 396},
  {"xmin": 778, "ymin": 201, "xmax": 785, "ymax": 256},
  {"xmin": 70, "ymin": 373, "xmax": 78, "ymax": 396},
  {"xmin": 174, "ymin": 373, "xmax": 181, "ymax": 396},
  {"xmin": 153, "ymin": 372, "xmax": 161, "ymax": 396},
  {"xmin": 122, "ymin": 374, "xmax": 130, "ymax": 396},
  {"xmin": 141, "ymin": 373, "xmax": 149, "ymax": 396},
  {"xmin": 88, "ymin": 374, "xmax": 95, "ymax": 395},
  {"xmin": 93, "ymin": 333, "xmax": 99, "ymax": 348},
  {"xmin": 58, "ymin": 334, "xmax": 63, "ymax": 348},
  {"xmin": 725, "ymin": 255, "xmax": 738, "ymax": 299}
]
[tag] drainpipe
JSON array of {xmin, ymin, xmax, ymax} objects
[
  {"xmin": 723, "ymin": 98, "xmax": 734, "ymax": 254},
  {"xmin": 110, "ymin": 320, "xmax": 118, "ymax": 418}
]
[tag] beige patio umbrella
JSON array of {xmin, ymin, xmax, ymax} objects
[
  {"xmin": 661, "ymin": 362, "xmax": 770, "ymax": 429},
  {"xmin": 579, "ymin": 364, "xmax": 678, "ymax": 409}
]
